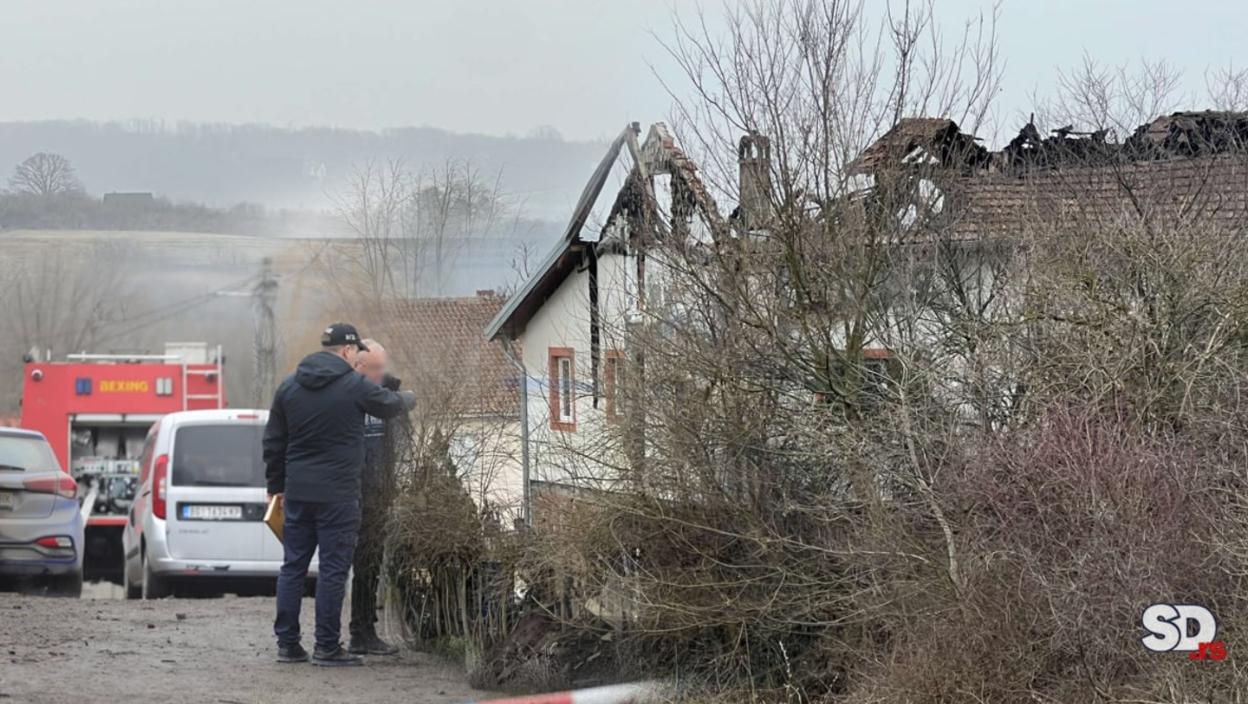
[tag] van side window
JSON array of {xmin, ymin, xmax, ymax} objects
[{"xmin": 138, "ymin": 431, "xmax": 156, "ymax": 486}]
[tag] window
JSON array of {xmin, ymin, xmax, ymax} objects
[
  {"xmin": 171, "ymin": 424, "xmax": 265, "ymax": 487},
  {"xmin": 138, "ymin": 431, "xmax": 156, "ymax": 485},
  {"xmin": 548, "ymin": 347, "xmax": 576, "ymax": 431},
  {"xmin": 0, "ymin": 435, "xmax": 60, "ymax": 473},
  {"xmin": 604, "ymin": 350, "xmax": 624, "ymax": 422},
  {"xmin": 812, "ymin": 348, "xmax": 896, "ymax": 408}
]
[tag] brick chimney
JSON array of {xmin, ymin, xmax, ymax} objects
[{"xmin": 738, "ymin": 132, "xmax": 773, "ymax": 230}]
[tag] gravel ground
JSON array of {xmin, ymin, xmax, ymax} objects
[{"xmin": 0, "ymin": 591, "xmax": 495, "ymax": 704}]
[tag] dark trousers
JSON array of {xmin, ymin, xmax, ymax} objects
[
  {"xmin": 274, "ymin": 499, "xmax": 361, "ymax": 650},
  {"xmin": 349, "ymin": 489, "xmax": 386, "ymax": 640}
]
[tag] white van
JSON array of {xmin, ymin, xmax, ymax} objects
[{"xmin": 121, "ymin": 409, "xmax": 316, "ymax": 598}]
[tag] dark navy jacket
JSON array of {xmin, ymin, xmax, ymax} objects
[
  {"xmin": 361, "ymin": 412, "xmax": 386, "ymax": 492},
  {"xmin": 263, "ymin": 351, "xmax": 414, "ymax": 503}
]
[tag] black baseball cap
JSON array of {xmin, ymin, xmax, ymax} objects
[{"xmin": 321, "ymin": 323, "xmax": 369, "ymax": 351}]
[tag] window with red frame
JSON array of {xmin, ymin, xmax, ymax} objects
[{"xmin": 548, "ymin": 347, "xmax": 576, "ymax": 431}]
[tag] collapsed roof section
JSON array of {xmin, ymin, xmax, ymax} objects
[
  {"xmin": 852, "ymin": 110, "xmax": 1248, "ymax": 240},
  {"xmin": 485, "ymin": 122, "xmax": 721, "ymax": 342},
  {"xmin": 855, "ymin": 110, "xmax": 1248, "ymax": 178},
  {"xmin": 1126, "ymin": 111, "xmax": 1248, "ymax": 158},
  {"xmin": 848, "ymin": 118, "xmax": 990, "ymax": 175}
]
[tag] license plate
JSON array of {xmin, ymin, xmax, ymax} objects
[
  {"xmin": 0, "ymin": 492, "xmax": 14, "ymax": 510},
  {"xmin": 181, "ymin": 504, "xmax": 242, "ymax": 521}
]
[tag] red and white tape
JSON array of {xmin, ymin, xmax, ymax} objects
[{"xmin": 472, "ymin": 681, "xmax": 664, "ymax": 704}]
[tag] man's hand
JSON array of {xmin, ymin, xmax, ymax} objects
[
  {"xmin": 267, "ymin": 493, "xmax": 284, "ymax": 509},
  {"xmin": 382, "ymin": 373, "xmax": 402, "ymax": 391}
]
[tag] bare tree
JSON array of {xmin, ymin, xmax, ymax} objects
[
  {"xmin": 1207, "ymin": 63, "xmax": 1248, "ymax": 112},
  {"xmin": 406, "ymin": 159, "xmax": 507, "ymax": 295},
  {"xmin": 0, "ymin": 242, "xmax": 136, "ymax": 407},
  {"xmin": 1046, "ymin": 55, "xmax": 1185, "ymax": 138},
  {"xmin": 7, "ymin": 152, "xmax": 84, "ymax": 197},
  {"xmin": 327, "ymin": 158, "xmax": 410, "ymax": 311},
  {"xmin": 506, "ymin": 3, "xmax": 1248, "ymax": 702},
  {"xmin": 324, "ymin": 157, "xmax": 512, "ymax": 320}
]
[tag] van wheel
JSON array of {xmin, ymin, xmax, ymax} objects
[
  {"xmin": 141, "ymin": 552, "xmax": 170, "ymax": 600},
  {"xmin": 123, "ymin": 560, "xmax": 141, "ymax": 599}
]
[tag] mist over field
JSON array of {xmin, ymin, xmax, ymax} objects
[
  {"xmin": 0, "ymin": 119, "xmax": 588, "ymax": 412},
  {"xmin": 0, "ymin": 120, "xmax": 606, "ymax": 223},
  {"xmin": 0, "ymin": 222, "xmax": 550, "ymax": 412}
]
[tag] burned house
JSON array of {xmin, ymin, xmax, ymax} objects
[
  {"xmin": 485, "ymin": 122, "xmax": 722, "ymax": 504},
  {"xmin": 486, "ymin": 110, "xmax": 1248, "ymax": 512}
]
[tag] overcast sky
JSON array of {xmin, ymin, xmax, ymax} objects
[{"xmin": 1, "ymin": 0, "xmax": 1245, "ymax": 141}]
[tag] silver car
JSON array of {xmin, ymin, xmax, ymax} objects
[
  {"xmin": 0, "ymin": 428, "xmax": 85, "ymax": 597},
  {"xmin": 122, "ymin": 409, "xmax": 316, "ymax": 599}
]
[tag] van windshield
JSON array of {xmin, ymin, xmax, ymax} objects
[{"xmin": 171, "ymin": 424, "xmax": 265, "ymax": 487}]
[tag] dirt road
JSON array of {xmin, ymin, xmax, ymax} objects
[{"xmin": 0, "ymin": 592, "xmax": 495, "ymax": 704}]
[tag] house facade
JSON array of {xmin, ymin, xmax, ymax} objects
[
  {"xmin": 487, "ymin": 110, "xmax": 1248, "ymax": 522},
  {"xmin": 485, "ymin": 123, "xmax": 723, "ymax": 515}
]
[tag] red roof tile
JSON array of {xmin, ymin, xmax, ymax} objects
[
  {"xmin": 944, "ymin": 154, "xmax": 1248, "ymax": 239},
  {"xmin": 384, "ymin": 293, "xmax": 519, "ymax": 417},
  {"xmin": 850, "ymin": 118, "xmax": 960, "ymax": 174}
]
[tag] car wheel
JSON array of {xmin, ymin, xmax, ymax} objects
[
  {"xmin": 141, "ymin": 552, "xmax": 170, "ymax": 600},
  {"xmin": 123, "ymin": 559, "xmax": 141, "ymax": 599},
  {"xmin": 47, "ymin": 572, "xmax": 83, "ymax": 598}
]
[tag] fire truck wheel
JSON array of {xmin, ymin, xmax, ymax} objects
[
  {"xmin": 142, "ymin": 552, "xmax": 171, "ymax": 600},
  {"xmin": 46, "ymin": 572, "xmax": 83, "ymax": 598}
]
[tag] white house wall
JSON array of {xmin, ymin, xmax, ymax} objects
[
  {"xmin": 451, "ymin": 416, "xmax": 525, "ymax": 526},
  {"xmin": 520, "ymin": 250, "xmax": 637, "ymax": 489}
]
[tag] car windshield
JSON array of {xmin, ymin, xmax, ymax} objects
[
  {"xmin": 0, "ymin": 435, "xmax": 61, "ymax": 473},
  {"xmin": 171, "ymin": 424, "xmax": 265, "ymax": 488}
]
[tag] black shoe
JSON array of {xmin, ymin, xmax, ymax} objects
[
  {"xmin": 276, "ymin": 643, "xmax": 309, "ymax": 663},
  {"xmin": 312, "ymin": 644, "xmax": 364, "ymax": 667},
  {"xmin": 349, "ymin": 634, "xmax": 400, "ymax": 656}
]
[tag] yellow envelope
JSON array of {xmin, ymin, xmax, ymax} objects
[{"xmin": 264, "ymin": 496, "xmax": 284, "ymax": 544}]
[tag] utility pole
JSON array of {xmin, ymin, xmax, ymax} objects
[{"xmin": 252, "ymin": 257, "xmax": 279, "ymax": 406}]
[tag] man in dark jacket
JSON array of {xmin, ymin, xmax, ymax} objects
[
  {"xmin": 348, "ymin": 339, "xmax": 401, "ymax": 655},
  {"xmin": 264, "ymin": 323, "xmax": 415, "ymax": 667}
]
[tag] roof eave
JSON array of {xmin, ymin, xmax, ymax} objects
[
  {"xmin": 484, "ymin": 124, "xmax": 636, "ymax": 342},
  {"xmin": 484, "ymin": 238, "xmax": 572, "ymax": 341}
]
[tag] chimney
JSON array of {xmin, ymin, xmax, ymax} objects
[
  {"xmin": 738, "ymin": 132, "xmax": 773, "ymax": 230},
  {"xmin": 476, "ymin": 289, "xmax": 497, "ymax": 298}
]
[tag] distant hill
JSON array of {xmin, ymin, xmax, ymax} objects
[{"xmin": 0, "ymin": 120, "xmax": 610, "ymax": 222}]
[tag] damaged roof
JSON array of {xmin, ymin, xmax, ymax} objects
[
  {"xmin": 486, "ymin": 122, "xmax": 720, "ymax": 342},
  {"xmin": 849, "ymin": 117, "xmax": 988, "ymax": 174},
  {"xmin": 855, "ymin": 110, "xmax": 1248, "ymax": 239},
  {"xmin": 1127, "ymin": 110, "xmax": 1248, "ymax": 157},
  {"xmin": 484, "ymin": 124, "xmax": 634, "ymax": 343}
]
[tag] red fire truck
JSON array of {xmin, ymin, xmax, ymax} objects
[{"xmin": 19, "ymin": 343, "xmax": 227, "ymax": 582}]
